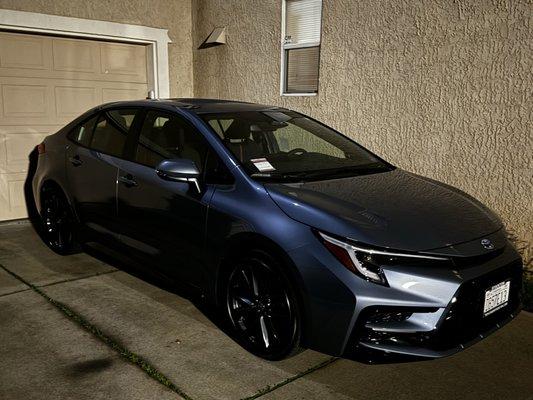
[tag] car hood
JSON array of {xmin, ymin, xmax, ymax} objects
[{"xmin": 264, "ymin": 169, "xmax": 502, "ymax": 252}]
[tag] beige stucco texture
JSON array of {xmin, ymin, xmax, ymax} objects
[{"xmin": 192, "ymin": 0, "xmax": 532, "ymax": 266}]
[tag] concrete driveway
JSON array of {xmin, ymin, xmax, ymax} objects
[{"xmin": 1, "ymin": 221, "xmax": 532, "ymax": 400}]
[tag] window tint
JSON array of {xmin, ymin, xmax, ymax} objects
[
  {"xmin": 90, "ymin": 109, "xmax": 138, "ymax": 157},
  {"xmin": 135, "ymin": 111, "xmax": 208, "ymax": 171},
  {"xmin": 68, "ymin": 116, "xmax": 97, "ymax": 147}
]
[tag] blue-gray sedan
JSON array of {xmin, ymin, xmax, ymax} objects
[{"xmin": 32, "ymin": 98, "xmax": 523, "ymax": 362}]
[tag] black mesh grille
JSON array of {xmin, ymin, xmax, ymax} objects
[
  {"xmin": 450, "ymin": 248, "xmax": 505, "ymax": 269},
  {"xmin": 429, "ymin": 260, "xmax": 522, "ymax": 350}
]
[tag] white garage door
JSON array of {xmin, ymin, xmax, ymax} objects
[{"xmin": 0, "ymin": 31, "xmax": 149, "ymax": 221}]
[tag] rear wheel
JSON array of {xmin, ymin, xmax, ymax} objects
[
  {"xmin": 40, "ymin": 186, "xmax": 79, "ymax": 255},
  {"xmin": 225, "ymin": 250, "xmax": 302, "ymax": 360}
]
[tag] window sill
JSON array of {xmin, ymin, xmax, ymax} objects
[{"xmin": 280, "ymin": 92, "xmax": 317, "ymax": 97}]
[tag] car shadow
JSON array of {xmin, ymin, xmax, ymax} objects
[
  {"xmin": 24, "ymin": 147, "xmax": 44, "ymax": 237},
  {"xmin": 81, "ymin": 241, "xmax": 229, "ymax": 336}
]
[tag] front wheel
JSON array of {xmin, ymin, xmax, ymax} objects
[
  {"xmin": 225, "ymin": 250, "xmax": 302, "ymax": 360},
  {"xmin": 40, "ymin": 186, "xmax": 79, "ymax": 255}
]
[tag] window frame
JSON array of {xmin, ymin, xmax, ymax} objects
[{"xmin": 280, "ymin": 0, "xmax": 323, "ymax": 96}]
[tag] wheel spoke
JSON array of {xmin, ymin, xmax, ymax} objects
[
  {"xmin": 259, "ymin": 315, "xmax": 270, "ymax": 349},
  {"xmin": 263, "ymin": 314, "xmax": 279, "ymax": 343},
  {"xmin": 235, "ymin": 295, "xmax": 254, "ymax": 308},
  {"xmin": 57, "ymin": 228, "xmax": 64, "ymax": 247}
]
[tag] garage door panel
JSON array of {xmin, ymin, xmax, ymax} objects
[
  {"xmin": 0, "ymin": 31, "xmax": 149, "ymax": 221},
  {"xmin": 2, "ymin": 84, "xmax": 50, "ymax": 118},
  {"xmin": 0, "ymin": 32, "xmax": 147, "ymax": 84},
  {"xmin": 102, "ymin": 86, "xmax": 147, "ymax": 103},
  {"xmin": 100, "ymin": 42, "xmax": 147, "ymax": 81},
  {"xmin": 5, "ymin": 132, "xmax": 49, "ymax": 169},
  {"xmin": 0, "ymin": 127, "xmax": 52, "ymax": 174},
  {"xmin": 52, "ymin": 38, "xmax": 98, "ymax": 73},
  {"xmin": 55, "ymin": 86, "xmax": 98, "ymax": 118},
  {"xmin": 0, "ymin": 33, "xmax": 50, "ymax": 70},
  {"xmin": 0, "ymin": 172, "xmax": 27, "ymax": 220}
]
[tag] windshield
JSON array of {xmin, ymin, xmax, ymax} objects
[{"xmin": 201, "ymin": 110, "xmax": 393, "ymax": 182}]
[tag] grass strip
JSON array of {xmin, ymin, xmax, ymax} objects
[
  {"xmin": 0, "ymin": 263, "xmax": 192, "ymax": 400},
  {"xmin": 241, "ymin": 356, "xmax": 339, "ymax": 400}
]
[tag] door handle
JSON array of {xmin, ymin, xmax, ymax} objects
[
  {"xmin": 68, "ymin": 155, "xmax": 82, "ymax": 166},
  {"xmin": 118, "ymin": 174, "xmax": 138, "ymax": 187}
]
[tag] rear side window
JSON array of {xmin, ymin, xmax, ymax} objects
[
  {"xmin": 68, "ymin": 116, "xmax": 97, "ymax": 147},
  {"xmin": 91, "ymin": 109, "xmax": 138, "ymax": 158}
]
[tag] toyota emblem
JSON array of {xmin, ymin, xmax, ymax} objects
[{"xmin": 481, "ymin": 239, "xmax": 494, "ymax": 250}]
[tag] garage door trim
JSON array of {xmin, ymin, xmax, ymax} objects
[{"xmin": 0, "ymin": 9, "xmax": 171, "ymax": 98}]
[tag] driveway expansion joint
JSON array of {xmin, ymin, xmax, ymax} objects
[
  {"xmin": 240, "ymin": 356, "xmax": 339, "ymax": 400},
  {"xmin": 0, "ymin": 288, "xmax": 31, "ymax": 298},
  {"xmin": 0, "ymin": 262, "xmax": 192, "ymax": 400},
  {"xmin": 38, "ymin": 269, "xmax": 119, "ymax": 288}
]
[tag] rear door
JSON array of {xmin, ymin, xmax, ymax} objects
[
  {"xmin": 66, "ymin": 108, "xmax": 140, "ymax": 240},
  {"xmin": 114, "ymin": 109, "xmax": 216, "ymax": 288}
]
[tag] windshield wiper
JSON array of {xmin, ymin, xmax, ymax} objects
[
  {"xmin": 293, "ymin": 163, "xmax": 390, "ymax": 180},
  {"xmin": 250, "ymin": 163, "xmax": 391, "ymax": 182}
]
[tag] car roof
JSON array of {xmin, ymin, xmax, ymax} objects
[{"xmin": 98, "ymin": 98, "xmax": 286, "ymax": 114}]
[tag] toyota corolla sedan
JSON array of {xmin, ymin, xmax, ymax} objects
[{"xmin": 32, "ymin": 98, "xmax": 523, "ymax": 362}]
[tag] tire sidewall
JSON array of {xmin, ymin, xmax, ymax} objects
[
  {"xmin": 223, "ymin": 248, "xmax": 302, "ymax": 360},
  {"xmin": 40, "ymin": 186, "xmax": 79, "ymax": 255}
]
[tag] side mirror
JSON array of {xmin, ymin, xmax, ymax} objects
[{"xmin": 155, "ymin": 158, "xmax": 201, "ymax": 193}]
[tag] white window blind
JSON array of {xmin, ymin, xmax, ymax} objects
[
  {"xmin": 281, "ymin": 0, "xmax": 322, "ymax": 95},
  {"xmin": 284, "ymin": 0, "xmax": 322, "ymax": 45}
]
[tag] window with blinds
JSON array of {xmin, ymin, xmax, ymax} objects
[{"xmin": 281, "ymin": 0, "xmax": 322, "ymax": 94}]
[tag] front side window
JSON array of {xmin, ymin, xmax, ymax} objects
[
  {"xmin": 201, "ymin": 111, "xmax": 392, "ymax": 182},
  {"xmin": 91, "ymin": 109, "xmax": 138, "ymax": 157},
  {"xmin": 281, "ymin": 0, "xmax": 322, "ymax": 95},
  {"xmin": 134, "ymin": 111, "xmax": 209, "ymax": 171}
]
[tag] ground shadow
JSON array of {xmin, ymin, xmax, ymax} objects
[
  {"xmin": 65, "ymin": 357, "xmax": 114, "ymax": 378},
  {"xmin": 81, "ymin": 241, "xmax": 228, "ymax": 335}
]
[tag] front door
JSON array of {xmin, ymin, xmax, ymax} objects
[
  {"xmin": 115, "ymin": 110, "xmax": 214, "ymax": 288},
  {"xmin": 66, "ymin": 108, "xmax": 139, "ymax": 240}
]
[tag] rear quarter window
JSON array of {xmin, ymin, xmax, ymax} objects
[
  {"xmin": 67, "ymin": 116, "xmax": 98, "ymax": 147},
  {"xmin": 90, "ymin": 109, "xmax": 138, "ymax": 158}
]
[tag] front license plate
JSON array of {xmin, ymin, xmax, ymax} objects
[{"xmin": 483, "ymin": 280, "xmax": 510, "ymax": 317}]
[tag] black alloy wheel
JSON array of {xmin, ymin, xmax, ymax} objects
[
  {"xmin": 41, "ymin": 187, "xmax": 78, "ymax": 255},
  {"xmin": 226, "ymin": 250, "xmax": 301, "ymax": 360}
]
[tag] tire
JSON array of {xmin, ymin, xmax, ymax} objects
[
  {"xmin": 224, "ymin": 249, "xmax": 303, "ymax": 360},
  {"xmin": 40, "ymin": 186, "xmax": 80, "ymax": 255}
]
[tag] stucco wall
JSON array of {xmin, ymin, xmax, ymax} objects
[
  {"xmin": 0, "ymin": 0, "xmax": 194, "ymax": 97},
  {"xmin": 192, "ymin": 0, "xmax": 532, "ymax": 266}
]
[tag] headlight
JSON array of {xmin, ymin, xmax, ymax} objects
[{"xmin": 318, "ymin": 232, "xmax": 449, "ymax": 286}]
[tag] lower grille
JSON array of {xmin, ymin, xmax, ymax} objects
[{"xmin": 429, "ymin": 260, "xmax": 522, "ymax": 350}]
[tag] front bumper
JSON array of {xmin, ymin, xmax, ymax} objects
[{"xmin": 344, "ymin": 258, "xmax": 523, "ymax": 363}]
